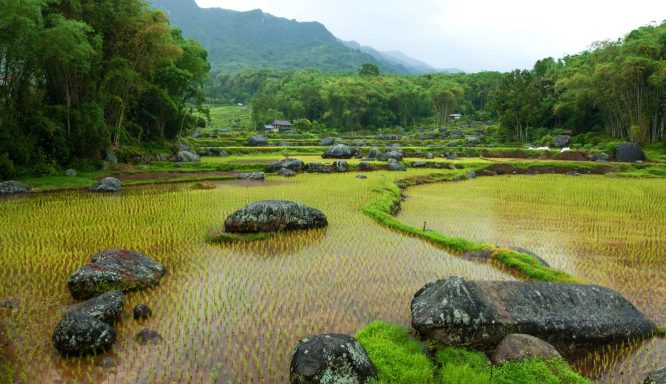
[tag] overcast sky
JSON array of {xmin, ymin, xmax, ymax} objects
[{"xmin": 195, "ymin": 0, "xmax": 665, "ymax": 73}]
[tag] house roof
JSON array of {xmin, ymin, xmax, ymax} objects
[{"xmin": 273, "ymin": 120, "xmax": 292, "ymax": 126}]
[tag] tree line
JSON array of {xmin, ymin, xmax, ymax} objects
[
  {"xmin": 0, "ymin": 0, "xmax": 209, "ymax": 178},
  {"xmin": 209, "ymin": 21, "xmax": 665, "ymax": 144}
]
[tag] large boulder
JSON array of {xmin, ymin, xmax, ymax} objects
[
  {"xmin": 289, "ymin": 334, "xmax": 377, "ymax": 384},
  {"xmin": 224, "ymin": 200, "xmax": 327, "ymax": 234},
  {"xmin": 388, "ymin": 163, "xmax": 407, "ymax": 171},
  {"xmin": 267, "ymin": 159, "xmax": 305, "ymax": 173},
  {"xmin": 644, "ymin": 367, "xmax": 666, "ymax": 384},
  {"xmin": 617, "ymin": 142, "xmax": 646, "ymax": 163},
  {"xmin": 278, "ymin": 168, "xmax": 297, "ymax": 177},
  {"xmin": 68, "ymin": 250, "xmax": 166, "ymax": 300},
  {"xmin": 322, "ymin": 144, "xmax": 354, "ymax": 159},
  {"xmin": 319, "ymin": 137, "xmax": 335, "ymax": 146},
  {"xmin": 411, "ymin": 276, "xmax": 656, "ymax": 351},
  {"xmin": 90, "ymin": 177, "xmax": 121, "ymax": 193},
  {"xmin": 553, "ymin": 135, "xmax": 571, "ymax": 148},
  {"xmin": 68, "ymin": 290, "xmax": 125, "ymax": 324},
  {"xmin": 0, "ymin": 181, "xmax": 30, "ymax": 195},
  {"xmin": 52, "ymin": 312, "xmax": 116, "ymax": 355},
  {"xmin": 493, "ymin": 334, "xmax": 561, "ymax": 365},
  {"xmin": 247, "ymin": 136, "xmax": 268, "ymax": 147},
  {"xmin": 176, "ymin": 151, "xmax": 200, "ymax": 162}
]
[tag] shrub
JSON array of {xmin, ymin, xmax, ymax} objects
[
  {"xmin": 0, "ymin": 154, "xmax": 15, "ymax": 180},
  {"xmin": 355, "ymin": 321, "xmax": 435, "ymax": 383}
]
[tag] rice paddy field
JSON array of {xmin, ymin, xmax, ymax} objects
[
  {"xmin": 398, "ymin": 174, "xmax": 666, "ymax": 383},
  {"xmin": 0, "ymin": 171, "xmax": 515, "ymax": 383}
]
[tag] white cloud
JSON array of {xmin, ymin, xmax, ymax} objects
[{"xmin": 195, "ymin": 0, "xmax": 666, "ymax": 72}]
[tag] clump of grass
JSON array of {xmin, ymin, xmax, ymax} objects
[
  {"xmin": 492, "ymin": 357, "xmax": 591, "ymax": 384},
  {"xmin": 192, "ymin": 181, "xmax": 217, "ymax": 190},
  {"xmin": 435, "ymin": 347, "xmax": 491, "ymax": 384},
  {"xmin": 355, "ymin": 321, "xmax": 435, "ymax": 383},
  {"xmin": 656, "ymin": 327, "xmax": 666, "ymax": 337}
]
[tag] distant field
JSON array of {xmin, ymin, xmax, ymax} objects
[{"xmin": 203, "ymin": 105, "xmax": 254, "ymax": 132}]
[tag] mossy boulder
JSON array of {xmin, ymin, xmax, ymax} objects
[
  {"xmin": 411, "ymin": 276, "xmax": 656, "ymax": 352},
  {"xmin": 224, "ymin": 200, "xmax": 327, "ymax": 234},
  {"xmin": 68, "ymin": 250, "xmax": 166, "ymax": 300},
  {"xmin": 290, "ymin": 334, "xmax": 377, "ymax": 384}
]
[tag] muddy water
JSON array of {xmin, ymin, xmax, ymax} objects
[
  {"xmin": 399, "ymin": 175, "xmax": 666, "ymax": 383},
  {"xmin": 0, "ymin": 173, "xmax": 514, "ymax": 383}
]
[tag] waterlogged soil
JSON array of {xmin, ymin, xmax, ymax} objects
[
  {"xmin": 0, "ymin": 171, "xmax": 514, "ymax": 383},
  {"xmin": 399, "ymin": 174, "xmax": 666, "ymax": 383}
]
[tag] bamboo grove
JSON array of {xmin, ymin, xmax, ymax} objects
[{"xmin": 0, "ymin": 0, "xmax": 210, "ymax": 178}]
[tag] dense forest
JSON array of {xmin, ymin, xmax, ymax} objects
[
  {"xmin": 211, "ymin": 21, "xmax": 665, "ymax": 144},
  {"xmin": 0, "ymin": 0, "xmax": 209, "ymax": 178}
]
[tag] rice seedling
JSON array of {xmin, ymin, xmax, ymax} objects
[
  {"xmin": 398, "ymin": 174, "xmax": 666, "ymax": 383},
  {"xmin": 0, "ymin": 170, "xmax": 513, "ymax": 383}
]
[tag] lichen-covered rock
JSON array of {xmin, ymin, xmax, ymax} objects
[
  {"xmin": 493, "ymin": 334, "xmax": 561, "ymax": 364},
  {"xmin": 248, "ymin": 136, "xmax": 268, "ymax": 147},
  {"xmin": 278, "ymin": 168, "xmax": 297, "ymax": 177},
  {"xmin": 411, "ymin": 276, "xmax": 656, "ymax": 351},
  {"xmin": 90, "ymin": 177, "xmax": 121, "ymax": 193},
  {"xmin": 69, "ymin": 290, "xmax": 125, "ymax": 324},
  {"xmin": 358, "ymin": 162, "xmax": 371, "ymax": 171},
  {"xmin": 52, "ymin": 312, "xmax": 116, "ymax": 355},
  {"xmin": 224, "ymin": 200, "xmax": 327, "ymax": 234},
  {"xmin": 267, "ymin": 159, "xmax": 305, "ymax": 173},
  {"xmin": 289, "ymin": 334, "xmax": 377, "ymax": 384},
  {"xmin": 466, "ymin": 171, "xmax": 476, "ymax": 179},
  {"xmin": 65, "ymin": 169, "xmax": 77, "ymax": 177},
  {"xmin": 466, "ymin": 136, "xmax": 482, "ymax": 146},
  {"xmin": 332, "ymin": 160, "xmax": 349, "ymax": 172},
  {"xmin": 68, "ymin": 250, "xmax": 166, "ymax": 300},
  {"xmin": 238, "ymin": 172, "xmax": 265, "ymax": 180},
  {"xmin": 413, "ymin": 161, "xmax": 428, "ymax": 168},
  {"xmin": 379, "ymin": 150, "xmax": 403, "ymax": 162},
  {"xmin": 134, "ymin": 304, "xmax": 152, "ymax": 320},
  {"xmin": 0, "ymin": 181, "xmax": 30, "ymax": 195},
  {"xmin": 176, "ymin": 150, "xmax": 200, "ymax": 162},
  {"xmin": 319, "ymin": 137, "xmax": 335, "ymax": 146},
  {"xmin": 388, "ymin": 163, "xmax": 407, "ymax": 171},
  {"xmin": 306, "ymin": 163, "xmax": 332, "ymax": 173},
  {"xmin": 616, "ymin": 143, "xmax": 646, "ymax": 163},
  {"xmin": 366, "ymin": 147, "xmax": 381, "ymax": 160},
  {"xmin": 322, "ymin": 144, "xmax": 354, "ymax": 159},
  {"xmin": 589, "ymin": 152, "xmax": 610, "ymax": 162},
  {"xmin": 644, "ymin": 367, "xmax": 666, "ymax": 384}
]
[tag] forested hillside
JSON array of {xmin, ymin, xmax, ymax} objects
[
  {"xmin": 0, "ymin": 0, "xmax": 209, "ymax": 178},
  {"xmin": 147, "ymin": 0, "xmax": 415, "ymax": 75},
  {"xmin": 213, "ymin": 21, "xmax": 666, "ymax": 144}
]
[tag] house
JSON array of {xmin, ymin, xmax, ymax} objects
[
  {"xmin": 263, "ymin": 124, "xmax": 279, "ymax": 133},
  {"xmin": 450, "ymin": 113, "xmax": 462, "ymax": 120},
  {"xmin": 272, "ymin": 120, "xmax": 293, "ymax": 132}
]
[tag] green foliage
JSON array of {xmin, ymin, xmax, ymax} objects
[
  {"xmin": 355, "ymin": 321, "xmax": 435, "ymax": 383},
  {"xmin": 0, "ymin": 0, "xmax": 210, "ymax": 176},
  {"xmin": 492, "ymin": 358, "xmax": 590, "ymax": 384},
  {"xmin": 435, "ymin": 347, "xmax": 491, "ymax": 383},
  {"xmin": 359, "ymin": 64, "xmax": 380, "ymax": 77}
]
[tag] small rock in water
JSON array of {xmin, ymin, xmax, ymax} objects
[
  {"xmin": 356, "ymin": 174, "xmax": 368, "ymax": 179},
  {"xmin": 134, "ymin": 304, "xmax": 153, "ymax": 320},
  {"xmin": 135, "ymin": 328, "xmax": 162, "ymax": 345},
  {"xmin": 238, "ymin": 172, "xmax": 265, "ymax": 180},
  {"xmin": 52, "ymin": 312, "xmax": 116, "ymax": 355}
]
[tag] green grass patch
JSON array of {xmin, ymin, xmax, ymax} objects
[
  {"xmin": 656, "ymin": 327, "xmax": 666, "ymax": 337},
  {"xmin": 491, "ymin": 358, "xmax": 591, "ymax": 384},
  {"xmin": 361, "ymin": 171, "xmax": 584, "ymax": 284},
  {"xmin": 356, "ymin": 321, "xmax": 435, "ymax": 383}
]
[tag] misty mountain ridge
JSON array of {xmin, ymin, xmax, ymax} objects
[{"xmin": 148, "ymin": 0, "xmax": 457, "ymax": 74}]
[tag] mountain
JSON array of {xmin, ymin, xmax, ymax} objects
[
  {"xmin": 341, "ymin": 40, "xmax": 464, "ymax": 74},
  {"xmin": 148, "ymin": 0, "xmax": 431, "ymax": 74}
]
